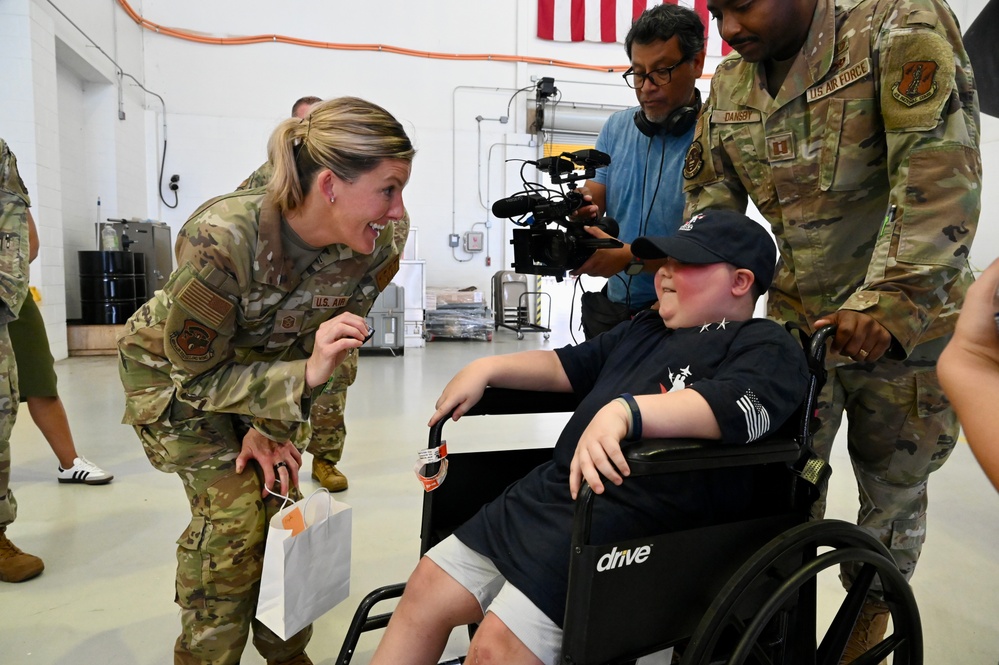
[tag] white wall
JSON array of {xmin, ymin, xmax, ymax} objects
[
  {"xmin": 133, "ymin": 0, "xmax": 635, "ymax": 283},
  {"xmin": 1, "ymin": 0, "xmax": 996, "ymax": 355},
  {"xmin": 0, "ymin": 0, "xmax": 150, "ymax": 357}
]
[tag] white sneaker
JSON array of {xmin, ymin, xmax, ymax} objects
[{"xmin": 57, "ymin": 457, "xmax": 114, "ymax": 485}]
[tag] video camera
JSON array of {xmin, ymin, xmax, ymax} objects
[{"xmin": 492, "ymin": 149, "xmax": 622, "ymax": 280}]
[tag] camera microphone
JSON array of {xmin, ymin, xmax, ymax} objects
[
  {"xmin": 566, "ymin": 149, "xmax": 611, "ymax": 168},
  {"xmin": 492, "ymin": 193, "xmax": 546, "ymax": 219}
]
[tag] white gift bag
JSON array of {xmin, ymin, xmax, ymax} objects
[{"xmin": 256, "ymin": 488, "xmax": 352, "ymax": 640}]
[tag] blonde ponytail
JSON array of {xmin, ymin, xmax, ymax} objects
[{"xmin": 267, "ymin": 97, "xmax": 414, "ymax": 213}]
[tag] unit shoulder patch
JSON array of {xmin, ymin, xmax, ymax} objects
[
  {"xmin": 683, "ymin": 141, "xmax": 705, "ymax": 180},
  {"xmin": 891, "ymin": 60, "xmax": 939, "ymax": 107},
  {"xmin": 170, "ymin": 319, "xmax": 218, "ymax": 361},
  {"xmin": 881, "ymin": 29, "xmax": 955, "ymax": 131}
]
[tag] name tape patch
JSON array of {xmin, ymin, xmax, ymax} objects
[
  {"xmin": 806, "ymin": 58, "xmax": 872, "ymax": 103},
  {"xmin": 312, "ymin": 295, "xmax": 350, "ymax": 309},
  {"xmin": 710, "ymin": 109, "xmax": 762, "ymax": 124}
]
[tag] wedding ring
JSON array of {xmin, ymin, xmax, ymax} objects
[
  {"xmin": 274, "ymin": 461, "xmax": 289, "ymax": 470},
  {"xmin": 858, "ymin": 349, "xmax": 869, "ymax": 358}
]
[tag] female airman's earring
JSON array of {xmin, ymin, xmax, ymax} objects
[{"xmin": 329, "ymin": 194, "xmax": 336, "ymax": 203}]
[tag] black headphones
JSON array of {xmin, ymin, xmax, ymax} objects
[{"xmin": 633, "ymin": 88, "xmax": 702, "ymax": 138}]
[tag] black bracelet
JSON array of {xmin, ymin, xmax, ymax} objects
[{"xmin": 618, "ymin": 393, "xmax": 642, "ymax": 441}]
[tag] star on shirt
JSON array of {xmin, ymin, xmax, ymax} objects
[
  {"xmin": 699, "ymin": 322, "xmax": 712, "ymax": 333},
  {"xmin": 717, "ymin": 318, "xmax": 729, "ymax": 330}
]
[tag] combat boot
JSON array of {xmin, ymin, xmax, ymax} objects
[
  {"xmin": 840, "ymin": 600, "xmax": 889, "ymax": 664},
  {"xmin": 312, "ymin": 458, "xmax": 348, "ymax": 492},
  {"xmin": 0, "ymin": 528, "xmax": 44, "ymax": 582}
]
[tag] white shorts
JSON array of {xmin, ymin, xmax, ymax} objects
[{"xmin": 425, "ymin": 534, "xmax": 563, "ymax": 665}]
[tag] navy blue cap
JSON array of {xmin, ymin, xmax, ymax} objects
[{"xmin": 631, "ymin": 210, "xmax": 776, "ymax": 289}]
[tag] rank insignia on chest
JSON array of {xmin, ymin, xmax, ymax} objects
[
  {"xmin": 892, "ymin": 61, "xmax": 938, "ymax": 107},
  {"xmin": 831, "ymin": 37, "xmax": 851, "ymax": 71},
  {"xmin": 312, "ymin": 295, "xmax": 350, "ymax": 309},
  {"xmin": 274, "ymin": 309, "xmax": 305, "ymax": 333},
  {"xmin": 766, "ymin": 133, "xmax": 795, "ymax": 162}
]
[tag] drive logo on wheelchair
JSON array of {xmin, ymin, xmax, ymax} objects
[{"xmin": 596, "ymin": 544, "xmax": 652, "ymax": 572}]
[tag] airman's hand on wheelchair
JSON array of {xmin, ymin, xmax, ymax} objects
[
  {"xmin": 813, "ymin": 310, "xmax": 892, "ymax": 363},
  {"xmin": 429, "ymin": 367, "xmax": 486, "ymax": 426},
  {"xmin": 569, "ymin": 402, "xmax": 631, "ymax": 499}
]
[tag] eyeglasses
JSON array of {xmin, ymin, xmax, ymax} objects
[{"xmin": 622, "ymin": 57, "xmax": 690, "ymax": 89}]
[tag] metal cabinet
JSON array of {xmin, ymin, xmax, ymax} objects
[
  {"xmin": 362, "ymin": 284, "xmax": 405, "ymax": 355},
  {"xmin": 97, "ymin": 219, "xmax": 173, "ymax": 298}
]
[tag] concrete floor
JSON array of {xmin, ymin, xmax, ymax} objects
[{"xmin": 2, "ymin": 325, "xmax": 998, "ymax": 664}]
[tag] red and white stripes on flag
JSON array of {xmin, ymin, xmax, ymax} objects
[
  {"xmin": 537, "ymin": 0, "xmax": 732, "ymax": 57},
  {"xmin": 736, "ymin": 390, "xmax": 771, "ymax": 443}
]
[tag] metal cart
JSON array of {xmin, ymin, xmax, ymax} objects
[{"xmin": 492, "ymin": 270, "xmax": 550, "ymax": 340}]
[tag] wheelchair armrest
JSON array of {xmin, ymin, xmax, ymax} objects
[
  {"xmin": 624, "ymin": 436, "xmax": 802, "ymax": 475},
  {"xmin": 571, "ymin": 437, "xmax": 804, "ymax": 548},
  {"xmin": 463, "ymin": 387, "xmax": 580, "ymax": 417}
]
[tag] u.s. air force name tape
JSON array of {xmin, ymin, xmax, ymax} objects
[{"xmin": 415, "ymin": 442, "xmax": 448, "ymax": 492}]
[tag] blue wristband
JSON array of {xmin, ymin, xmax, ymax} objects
[{"xmin": 618, "ymin": 393, "xmax": 642, "ymax": 441}]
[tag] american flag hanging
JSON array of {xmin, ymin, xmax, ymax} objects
[{"xmin": 537, "ymin": 0, "xmax": 732, "ymax": 57}]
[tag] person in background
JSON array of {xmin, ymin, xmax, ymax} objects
[
  {"xmin": 291, "ymin": 95, "xmax": 322, "ymax": 119},
  {"xmin": 0, "ymin": 138, "xmax": 44, "ymax": 583},
  {"xmin": 238, "ymin": 95, "xmax": 410, "ymax": 493},
  {"xmin": 9, "ymin": 211, "xmax": 113, "ymax": 485},
  {"xmin": 939, "ymin": 257, "xmax": 999, "ymax": 492},
  {"xmin": 684, "ymin": 0, "xmax": 981, "ymax": 657},
  {"xmin": 571, "ymin": 4, "xmax": 705, "ymax": 338},
  {"xmin": 118, "ymin": 97, "xmax": 414, "ymax": 664}
]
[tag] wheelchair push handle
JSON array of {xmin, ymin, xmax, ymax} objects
[
  {"xmin": 420, "ymin": 407, "xmax": 458, "ymax": 482},
  {"xmin": 804, "ymin": 324, "xmax": 835, "ymax": 427},
  {"xmin": 428, "ymin": 408, "xmax": 456, "ymax": 451},
  {"xmin": 809, "ymin": 323, "xmax": 836, "ymax": 361}
]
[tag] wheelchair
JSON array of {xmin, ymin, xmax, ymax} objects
[{"xmin": 336, "ymin": 325, "xmax": 922, "ymax": 665}]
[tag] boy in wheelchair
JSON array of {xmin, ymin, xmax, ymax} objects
[{"xmin": 371, "ymin": 210, "xmax": 810, "ymax": 665}]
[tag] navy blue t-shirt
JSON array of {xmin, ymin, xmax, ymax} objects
[{"xmin": 454, "ymin": 311, "xmax": 809, "ymax": 625}]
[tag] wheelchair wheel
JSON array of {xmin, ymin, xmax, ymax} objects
[{"xmin": 681, "ymin": 519, "xmax": 921, "ymax": 665}]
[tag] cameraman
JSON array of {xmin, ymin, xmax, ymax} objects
[{"xmin": 571, "ymin": 4, "xmax": 705, "ymax": 338}]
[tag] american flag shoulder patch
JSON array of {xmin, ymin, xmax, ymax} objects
[
  {"xmin": 736, "ymin": 389, "xmax": 771, "ymax": 442},
  {"xmin": 176, "ymin": 278, "xmax": 234, "ymax": 330}
]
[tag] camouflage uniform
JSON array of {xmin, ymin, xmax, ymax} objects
[
  {"xmin": 238, "ymin": 163, "xmax": 408, "ymax": 467},
  {"xmin": 0, "ymin": 140, "xmax": 30, "ymax": 532},
  {"xmin": 118, "ymin": 190, "xmax": 404, "ymax": 663},
  {"xmin": 683, "ymin": 0, "xmax": 981, "ymax": 590}
]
